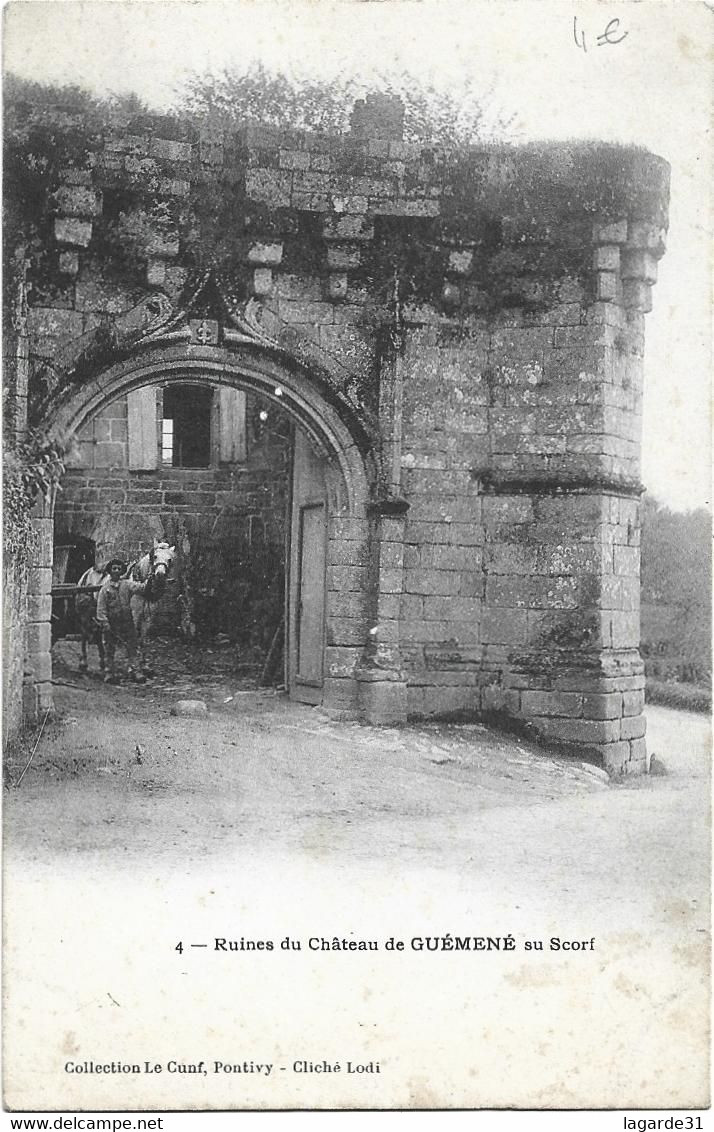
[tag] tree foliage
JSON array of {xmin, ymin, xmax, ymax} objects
[
  {"xmin": 640, "ymin": 496, "xmax": 712, "ymax": 684},
  {"xmin": 180, "ymin": 63, "xmax": 511, "ymax": 145}
]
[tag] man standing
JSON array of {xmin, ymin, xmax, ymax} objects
[{"xmin": 95, "ymin": 559, "xmax": 148, "ymax": 684}]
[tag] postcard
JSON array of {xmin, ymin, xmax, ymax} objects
[{"xmin": 2, "ymin": 0, "xmax": 711, "ymax": 1119}]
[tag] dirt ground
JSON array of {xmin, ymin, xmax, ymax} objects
[
  {"xmin": 3, "ymin": 637, "xmax": 711, "ymax": 1111},
  {"xmin": 6, "ymin": 637, "xmax": 619, "ymax": 866},
  {"xmin": 4, "ymin": 638, "xmax": 709, "ymax": 875}
]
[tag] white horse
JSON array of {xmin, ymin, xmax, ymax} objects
[{"xmin": 126, "ymin": 540, "xmax": 176, "ymax": 674}]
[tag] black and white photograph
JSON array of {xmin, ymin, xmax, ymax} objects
[{"xmin": 2, "ymin": 0, "xmax": 711, "ymax": 1121}]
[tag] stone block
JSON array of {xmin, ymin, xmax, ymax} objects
[
  {"xmin": 613, "ymin": 544, "xmax": 639, "ymax": 577},
  {"xmin": 26, "ymin": 650, "xmax": 52, "ymax": 683},
  {"xmin": 326, "ymin": 244, "xmax": 361, "ymax": 270},
  {"xmin": 327, "ymin": 618, "xmax": 369, "ymax": 646},
  {"xmin": 34, "ymin": 520, "xmax": 54, "ymax": 568},
  {"xmin": 22, "ymin": 682, "xmax": 40, "ymax": 726},
  {"xmin": 378, "ymin": 517, "xmax": 407, "ymax": 543},
  {"xmin": 485, "ymin": 544, "xmax": 540, "ymax": 576},
  {"xmin": 327, "ymin": 566, "xmax": 369, "ymax": 592},
  {"xmin": 596, "ymin": 271, "xmax": 618, "ymax": 302},
  {"xmin": 405, "ymin": 569, "xmax": 461, "ymax": 596},
  {"xmin": 593, "ymin": 219, "xmax": 628, "ymax": 245},
  {"xmin": 55, "ymin": 185, "xmax": 102, "ymax": 217},
  {"xmin": 60, "ymin": 166, "xmax": 94, "ymax": 185},
  {"xmin": 94, "ymin": 442, "xmax": 126, "ymax": 468},
  {"xmin": 481, "ymin": 683, "xmax": 507, "ymax": 712},
  {"xmin": 622, "ymin": 689, "xmax": 645, "ymax": 716},
  {"xmin": 327, "ymin": 272, "xmax": 348, "ymax": 301},
  {"xmin": 377, "ymin": 594, "xmax": 401, "ymax": 620},
  {"xmin": 358, "ymin": 676, "xmax": 408, "ymax": 725},
  {"xmin": 378, "ymin": 569, "xmax": 404, "ymax": 594},
  {"xmin": 622, "ymin": 280, "xmax": 653, "ymax": 312},
  {"xmin": 630, "ymin": 737, "xmax": 648, "ymax": 766},
  {"xmin": 621, "ymin": 249, "xmax": 658, "ymax": 283},
  {"xmin": 276, "ymin": 273, "xmax": 323, "ymax": 301},
  {"xmin": 329, "ymin": 540, "xmax": 370, "ymax": 568},
  {"xmin": 279, "ymin": 149, "xmax": 311, "ymax": 171},
  {"xmin": 371, "ymin": 199, "xmax": 439, "ymax": 218},
  {"xmin": 581, "ymin": 693, "xmax": 622, "ymax": 720},
  {"xmin": 400, "ymin": 594, "xmax": 424, "ymax": 620},
  {"xmin": 252, "ymin": 267, "xmax": 273, "ymax": 296},
  {"xmin": 328, "ymin": 193, "xmax": 367, "ymax": 215},
  {"xmin": 626, "ymin": 221, "xmax": 666, "ymax": 252},
  {"xmin": 592, "ymin": 245, "xmax": 620, "ymax": 272},
  {"xmin": 25, "ymin": 622, "xmax": 51, "ymax": 655},
  {"xmin": 278, "ymin": 299, "xmax": 334, "ymax": 325},
  {"xmin": 245, "ymin": 169, "xmax": 293, "ymax": 208},
  {"xmin": 481, "ymin": 608, "xmax": 528, "ymax": 646},
  {"xmin": 149, "ymin": 137, "xmax": 193, "ymax": 163},
  {"xmin": 379, "ymin": 544, "xmax": 404, "ymax": 570},
  {"xmin": 482, "ymin": 495, "xmax": 534, "ymax": 526},
  {"xmin": 147, "ymin": 258, "xmax": 166, "ymax": 285},
  {"xmin": 37, "ymin": 683, "xmax": 54, "ymax": 713},
  {"xmin": 54, "ymin": 217, "xmax": 93, "ymax": 247},
  {"xmin": 485, "ymin": 577, "xmax": 527, "ymax": 608},
  {"xmin": 104, "ymin": 133, "xmax": 149, "ymax": 156},
  {"xmin": 418, "ymin": 544, "xmax": 478, "ymax": 571},
  {"xmin": 325, "ymin": 647, "xmax": 361, "ymax": 678},
  {"xmin": 27, "ymin": 594, "xmax": 52, "ymax": 622},
  {"xmin": 530, "ymin": 576, "xmax": 581, "ymax": 610},
  {"xmin": 58, "ymin": 250, "xmax": 80, "ymax": 276},
  {"xmin": 328, "ymin": 517, "xmax": 370, "ymax": 541},
  {"xmin": 448, "ymin": 250, "xmax": 473, "ymax": 276},
  {"xmin": 199, "ymin": 133, "xmax": 224, "ymax": 166},
  {"xmin": 522, "ymin": 690, "xmax": 584, "ymax": 717},
  {"xmin": 602, "ymin": 741, "xmax": 632, "ymax": 775},
  {"xmin": 323, "ymin": 214, "xmax": 374, "ymax": 242},
  {"xmin": 402, "ymin": 619, "xmax": 454, "ymax": 643},
  {"xmin": 408, "ymin": 685, "xmax": 474, "ymax": 718},
  {"xmin": 322, "ymin": 678, "xmax": 360, "ymax": 712},
  {"xmin": 309, "ymin": 152, "xmax": 335, "ymax": 172},
  {"xmin": 248, "ymin": 242, "xmax": 284, "ymax": 266},
  {"xmin": 445, "ymin": 597, "xmax": 482, "ymax": 622},
  {"xmin": 147, "ymin": 231, "xmax": 179, "ymax": 258},
  {"xmin": 620, "ymin": 714, "xmax": 646, "ymax": 740},
  {"xmin": 536, "ymin": 717, "xmax": 621, "ymax": 744}
]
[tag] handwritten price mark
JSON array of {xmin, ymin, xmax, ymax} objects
[{"xmin": 573, "ymin": 15, "xmax": 629, "ymax": 53}]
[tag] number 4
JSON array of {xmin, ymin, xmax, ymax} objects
[{"xmin": 175, "ymin": 941, "xmax": 183, "ymax": 954}]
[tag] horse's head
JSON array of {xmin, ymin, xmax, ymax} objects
[{"xmin": 151, "ymin": 539, "xmax": 176, "ymax": 579}]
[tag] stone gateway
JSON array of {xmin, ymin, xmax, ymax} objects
[{"xmin": 6, "ymin": 94, "xmax": 669, "ymax": 774}]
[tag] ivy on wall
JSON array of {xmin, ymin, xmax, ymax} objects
[{"xmin": 3, "ymin": 426, "xmax": 71, "ymax": 567}]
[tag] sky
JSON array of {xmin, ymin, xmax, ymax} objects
[{"xmin": 3, "ymin": 0, "xmax": 712, "ymax": 512}]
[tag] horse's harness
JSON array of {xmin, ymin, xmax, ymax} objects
[{"xmin": 128, "ymin": 549, "xmax": 171, "ymax": 602}]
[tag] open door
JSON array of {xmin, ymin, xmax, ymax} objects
[{"xmin": 288, "ymin": 429, "xmax": 328, "ymax": 704}]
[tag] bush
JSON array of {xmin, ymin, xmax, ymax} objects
[{"xmin": 645, "ymin": 680, "xmax": 711, "ymax": 714}]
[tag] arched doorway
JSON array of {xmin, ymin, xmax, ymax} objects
[{"xmin": 41, "ymin": 342, "xmax": 377, "ymax": 712}]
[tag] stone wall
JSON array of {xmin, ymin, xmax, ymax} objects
[
  {"xmin": 7, "ymin": 93, "xmax": 670, "ymax": 772},
  {"xmin": 2, "ymin": 555, "xmax": 28, "ymax": 746}
]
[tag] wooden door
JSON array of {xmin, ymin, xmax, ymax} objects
[
  {"xmin": 288, "ymin": 429, "xmax": 328, "ymax": 704},
  {"xmin": 296, "ymin": 504, "xmax": 326, "ymax": 694}
]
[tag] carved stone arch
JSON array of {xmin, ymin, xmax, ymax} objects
[{"xmin": 47, "ymin": 343, "xmax": 378, "ymax": 517}]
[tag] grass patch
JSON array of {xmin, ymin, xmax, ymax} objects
[{"xmin": 646, "ymin": 679, "xmax": 711, "ymax": 714}]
